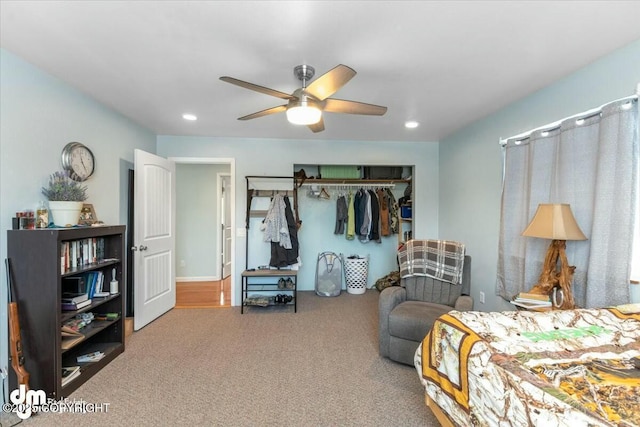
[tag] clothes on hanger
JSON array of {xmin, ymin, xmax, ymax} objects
[
  {"xmin": 346, "ymin": 191, "xmax": 355, "ymax": 240},
  {"xmin": 377, "ymin": 188, "xmax": 390, "ymax": 236},
  {"xmin": 269, "ymin": 196, "xmax": 300, "ymax": 268},
  {"xmin": 334, "ymin": 194, "xmax": 348, "ymax": 235},
  {"xmin": 314, "ymin": 185, "xmax": 400, "ymax": 240},
  {"xmin": 386, "ymin": 188, "xmax": 399, "ymax": 234},
  {"xmin": 367, "ymin": 189, "xmax": 380, "ymax": 243},
  {"xmin": 358, "ymin": 189, "xmax": 371, "ymax": 242},
  {"xmin": 262, "ymin": 194, "xmax": 291, "ymax": 249}
]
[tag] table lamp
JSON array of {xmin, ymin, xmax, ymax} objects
[{"xmin": 521, "ymin": 203, "xmax": 587, "ymax": 309}]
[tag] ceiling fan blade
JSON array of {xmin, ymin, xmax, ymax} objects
[
  {"xmin": 220, "ymin": 76, "xmax": 296, "ymax": 100},
  {"xmin": 238, "ymin": 105, "xmax": 287, "ymax": 120},
  {"xmin": 323, "ymin": 98, "xmax": 387, "ymax": 115},
  {"xmin": 305, "ymin": 64, "xmax": 356, "ymax": 101},
  {"xmin": 307, "ymin": 117, "xmax": 325, "ymax": 133}
]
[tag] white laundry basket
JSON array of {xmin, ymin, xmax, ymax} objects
[{"xmin": 342, "ymin": 254, "xmax": 369, "ymax": 295}]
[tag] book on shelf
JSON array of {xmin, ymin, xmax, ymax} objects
[
  {"xmin": 512, "ymin": 292, "xmax": 551, "ymax": 306},
  {"xmin": 60, "ymin": 237, "xmax": 107, "ymax": 273},
  {"xmin": 511, "ymin": 300, "xmax": 553, "ymax": 311},
  {"xmin": 517, "ymin": 292, "xmax": 551, "ymax": 302},
  {"xmin": 61, "ymin": 292, "xmax": 88, "ymax": 305},
  {"xmin": 77, "ymin": 351, "xmax": 105, "ymax": 363},
  {"xmin": 61, "ymin": 326, "xmax": 85, "ymax": 350},
  {"xmin": 511, "ymin": 290, "xmax": 552, "ymax": 310},
  {"xmin": 61, "ymin": 366, "xmax": 81, "ymax": 387},
  {"xmin": 61, "ymin": 298, "xmax": 92, "ymax": 311}
]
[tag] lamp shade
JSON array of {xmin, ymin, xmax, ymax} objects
[
  {"xmin": 286, "ymin": 97, "xmax": 322, "ymax": 125},
  {"xmin": 521, "ymin": 203, "xmax": 587, "ymax": 240}
]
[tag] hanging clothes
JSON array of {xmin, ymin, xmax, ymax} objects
[
  {"xmin": 377, "ymin": 188, "xmax": 390, "ymax": 236},
  {"xmin": 269, "ymin": 196, "xmax": 300, "ymax": 267},
  {"xmin": 346, "ymin": 191, "xmax": 356, "ymax": 240},
  {"xmin": 386, "ymin": 188, "xmax": 399, "ymax": 234},
  {"xmin": 358, "ymin": 189, "xmax": 371, "ymax": 242},
  {"xmin": 354, "ymin": 189, "xmax": 364, "ymax": 239},
  {"xmin": 334, "ymin": 194, "xmax": 348, "ymax": 235},
  {"xmin": 262, "ymin": 194, "xmax": 291, "ymax": 249},
  {"xmin": 367, "ymin": 189, "xmax": 380, "ymax": 243}
]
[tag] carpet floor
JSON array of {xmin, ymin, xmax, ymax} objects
[{"xmin": 19, "ymin": 290, "xmax": 439, "ymax": 426}]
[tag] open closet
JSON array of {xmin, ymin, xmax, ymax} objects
[{"xmin": 291, "ymin": 165, "xmax": 413, "ymax": 292}]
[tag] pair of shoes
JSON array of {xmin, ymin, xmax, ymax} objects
[
  {"xmin": 284, "ymin": 278, "xmax": 294, "ymax": 289},
  {"xmin": 274, "ymin": 294, "xmax": 292, "ymax": 304},
  {"xmin": 278, "ymin": 278, "xmax": 286, "ymax": 289}
]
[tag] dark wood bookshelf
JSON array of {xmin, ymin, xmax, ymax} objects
[{"xmin": 7, "ymin": 225, "xmax": 126, "ymax": 398}]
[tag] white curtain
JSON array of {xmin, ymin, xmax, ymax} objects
[{"xmin": 497, "ymin": 97, "xmax": 639, "ymax": 308}]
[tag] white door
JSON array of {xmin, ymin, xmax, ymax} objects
[
  {"xmin": 221, "ymin": 174, "xmax": 232, "ymax": 278},
  {"xmin": 133, "ymin": 149, "xmax": 176, "ymax": 331}
]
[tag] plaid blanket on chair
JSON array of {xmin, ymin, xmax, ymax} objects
[{"xmin": 398, "ymin": 240, "xmax": 465, "ymax": 285}]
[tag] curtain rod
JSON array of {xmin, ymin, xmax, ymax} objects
[{"xmin": 499, "ymin": 92, "xmax": 638, "ymax": 146}]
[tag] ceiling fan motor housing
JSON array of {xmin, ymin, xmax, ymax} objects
[{"xmin": 294, "ymin": 65, "xmax": 315, "ymax": 86}]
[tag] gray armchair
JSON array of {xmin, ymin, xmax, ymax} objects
[{"xmin": 378, "ymin": 255, "xmax": 472, "ymax": 366}]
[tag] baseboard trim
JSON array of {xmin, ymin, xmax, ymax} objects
[{"xmin": 176, "ymin": 276, "xmax": 220, "ymax": 282}]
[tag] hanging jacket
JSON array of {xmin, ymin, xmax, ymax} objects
[
  {"xmin": 262, "ymin": 194, "xmax": 291, "ymax": 249},
  {"xmin": 368, "ymin": 189, "xmax": 380, "ymax": 242},
  {"xmin": 354, "ymin": 189, "xmax": 365, "ymax": 238},
  {"xmin": 334, "ymin": 195, "xmax": 348, "ymax": 235},
  {"xmin": 386, "ymin": 188, "xmax": 399, "ymax": 234},
  {"xmin": 270, "ymin": 196, "xmax": 300, "ymax": 267},
  {"xmin": 377, "ymin": 188, "xmax": 390, "ymax": 236},
  {"xmin": 359, "ymin": 190, "xmax": 371, "ymax": 242},
  {"xmin": 346, "ymin": 192, "xmax": 356, "ymax": 240}
]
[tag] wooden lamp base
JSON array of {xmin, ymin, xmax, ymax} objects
[{"xmin": 527, "ymin": 239, "xmax": 576, "ymax": 309}]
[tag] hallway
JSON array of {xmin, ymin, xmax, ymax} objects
[{"xmin": 175, "ymin": 276, "xmax": 231, "ymax": 308}]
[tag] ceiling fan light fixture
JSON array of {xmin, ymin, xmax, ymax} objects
[{"xmin": 286, "ymin": 97, "xmax": 322, "ymax": 125}]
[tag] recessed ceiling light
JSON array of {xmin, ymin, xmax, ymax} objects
[
  {"xmin": 404, "ymin": 121, "xmax": 419, "ymax": 129},
  {"xmin": 182, "ymin": 113, "xmax": 197, "ymax": 121}
]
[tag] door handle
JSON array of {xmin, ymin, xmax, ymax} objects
[
  {"xmin": 139, "ymin": 245, "xmax": 148, "ymax": 251},
  {"xmin": 131, "ymin": 246, "xmax": 138, "ymax": 251}
]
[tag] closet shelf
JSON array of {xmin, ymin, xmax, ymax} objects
[{"xmin": 301, "ymin": 178, "xmax": 410, "ymax": 185}]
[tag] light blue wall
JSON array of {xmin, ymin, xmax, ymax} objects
[
  {"xmin": 175, "ymin": 163, "xmax": 230, "ymax": 280},
  {"xmin": 157, "ymin": 137, "xmax": 439, "ymax": 303},
  {"xmin": 0, "ymin": 48, "xmax": 156, "ymax": 392},
  {"xmin": 439, "ymin": 39, "xmax": 640, "ymax": 312}
]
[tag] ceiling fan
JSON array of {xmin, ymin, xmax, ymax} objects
[{"xmin": 219, "ymin": 64, "xmax": 387, "ymax": 133}]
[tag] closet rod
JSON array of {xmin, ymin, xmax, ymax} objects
[
  {"xmin": 250, "ymin": 189, "xmax": 295, "ymax": 197},
  {"xmin": 301, "ymin": 182, "xmax": 395, "ymax": 188}
]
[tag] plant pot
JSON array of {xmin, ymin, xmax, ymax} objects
[{"xmin": 48, "ymin": 201, "xmax": 83, "ymax": 227}]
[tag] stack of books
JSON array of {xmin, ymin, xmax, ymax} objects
[
  {"xmin": 511, "ymin": 292, "xmax": 552, "ymax": 310},
  {"xmin": 61, "ymin": 292, "xmax": 91, "ymax": 311}
]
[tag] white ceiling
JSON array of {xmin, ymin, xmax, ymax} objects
[{"xmin": 2, "ymin": 1, "xmax": 640, "ymax": 142}]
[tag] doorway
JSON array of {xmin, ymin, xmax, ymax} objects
[{"xmin": 172, "ymin": 157, "xmax": 235, "ymax": 308}]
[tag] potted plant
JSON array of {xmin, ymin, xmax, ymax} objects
[{"xmin": 41, "ymin": 171, "xmax": 88, "ymax": 227}]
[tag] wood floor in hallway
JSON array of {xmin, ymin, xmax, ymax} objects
[{"xmin": 176, "ymin": 276, "xmax": 231, "ymax": 308}]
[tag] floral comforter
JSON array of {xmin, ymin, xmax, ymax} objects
[{"xmin": 415, "ymin": 304, "xmax": 640, "ymax": 427}]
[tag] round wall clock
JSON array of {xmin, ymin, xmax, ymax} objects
[{"xmin": 61, "ymin": 142, "xmax": 95, "ymax": 182}]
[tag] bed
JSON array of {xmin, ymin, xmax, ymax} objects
[{"xmin": 415, "ymin": 304, "xmax": 640, "ymax": 427}]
